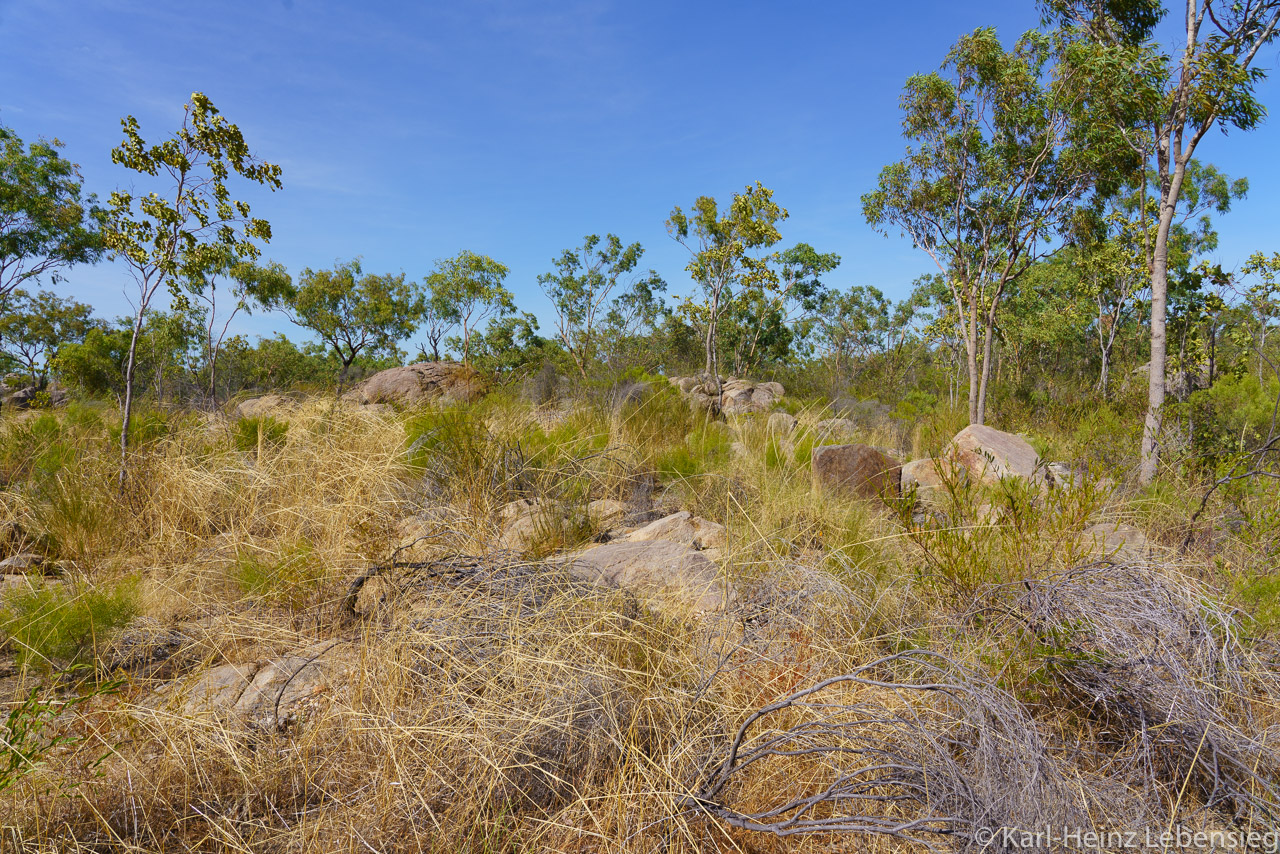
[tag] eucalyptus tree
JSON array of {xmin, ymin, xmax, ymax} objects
[
  {"xmin": 178, "ymin": 250, "xmax": 293, "ymax": 401},
  {"xmin": 722, "ymin": 242, "xmax": 839, "ymax": 375},
  {"xmin": 863, "ymin": 28, "xmax": 1127, "ymax": 426},
  {"xmin": 102, "ymin": 93, "xmax": 281, "ymax": 480},
  {"xmin": 426, "ymin": 250, "xmax": 512, "ymax": 365},
  {"xmin": 290, "ymin": 259, "xmax": 425, "ymax": 385},
  {"xmin": 1074, "ymin": 161, "xmax": 1245, "ymax": 396},
  {"xmin": 667, "ymin": 182, "xmax": 787, "ymax": 382},
  {"xmin": 0, "ymin": 123, "xmax": 102, "ymax": 304},
  {"xmin": 537, "ymin": 234, "xmax": 664, "ymax": 377},
  {"xmin": 0, "ymin": 289, "xmax": 95, "ymax": 387},
  {"xmin": 1046, "ymin": 0, "xmax": 1280, "ymax": 482}
]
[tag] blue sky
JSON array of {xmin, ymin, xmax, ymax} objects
[{"xmin": 3, "ymin": 0, "xmax": 1279, "ymax": 346}]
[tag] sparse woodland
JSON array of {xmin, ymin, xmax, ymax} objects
[{"xmin": 3, "ymin": 2, "xmax": 1280, "ymax": 851}]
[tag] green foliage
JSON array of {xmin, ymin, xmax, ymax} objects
[
  {"xmin": 290, "ymin": 258, "xmax": 425, "ymax": 378},
  {"xmin": 863, "ymin": 27, "xmax": 1127, "ymax": 424},
  {"xmin": 428, "ymin": 251, "xmax": 513, "ymax": 364},
  {"xmin": 467, "ymin": 312, "xmax": 561, "ymax": 379},
  {"xmin": 1234, "ymin": 571, "xmax": 1280, "ymax": 636},
  {"xmin": 1188, "ymin": 372, "xmax": 1280, "ymax": 461},
  {"xmin": 233, "ymin": 415, "xmax": 289, "ymax": 454},
  {"xmin": 537, "ymin": 233, "xmax": 665, "ymax": 377},
  {"xmin": 1, "ymin": 681, "xmax": 118, "ymax": 795},
  {"xmin": 102, "ymin": 92, "xmax": 282, "ymax": 464},
  {"xmin": 1, "ymin": 577, "xmax": 139, "ymax": 671},
  {"xmin": 654, "ymin": 422, "xmax": 732, "ymax": 481},
  {"xmin": 178, "ymin": 253, "xmax": 295, "ymax": 400},
  {"xmin": 0, "ymin": 122, "xmax": 103, "ymax": 301},
  {"xmin": 0, "ymin": 289, "xmax": 96, "ymax": 388},
  {"xmin": 233, "ymin": 543, "xmax": 324, "ymax": 607},
  {"xmin": 0, "ymin": 412, "xmax": 76, "ymax": 486},
  {"xmin": 667, "ymin": 182, "xmax": 789, "ymax": 377}
]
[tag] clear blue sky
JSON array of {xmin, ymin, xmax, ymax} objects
[{"xmin": 3, "ymin": 0, "xmax": 1279, "ymax": 345}]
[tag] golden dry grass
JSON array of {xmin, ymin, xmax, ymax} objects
[{"xmin": 1, "ymin": 390, "xmax": 1277, "ymax": 852}]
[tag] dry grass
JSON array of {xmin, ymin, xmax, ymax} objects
[{"xmin": 1, "ymin": 390, "xmax": 1278, "ymax": 852}]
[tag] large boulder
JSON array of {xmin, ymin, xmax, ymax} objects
[
  {"xmin": 233, "ymin": 393, "xmax": 297, "ymax": 420},
  {"xmin": 901, "ymin": 458, "xmax": 957, "ymax": 500},
  {"xmin": 343, "ymin": 362, "xmax": 486, "ymax": 407},
  {"xmin": 946, "ymin": 425, "xmax": 1045, "ymax": 486},
  {"xmin": 812, "ymin": 444, "xmax": 901, "ymax": 500},
  {"xmin": 559, "ymin": 541, "xmax": 734, "ymax": 616},
  {"xmin": 2, "ymin": 384, "xmax": 68, "ymax": 409}
]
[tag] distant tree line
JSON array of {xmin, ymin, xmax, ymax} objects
[{"xmin": 1, "ymin": 0, "xmax": 1278, "ymax": 485}]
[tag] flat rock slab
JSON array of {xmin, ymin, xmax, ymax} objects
[
  {"xmin": 622, "ymin": 511, "xmax": 725, "ymax": 551},
  {"xmin": 559, "ymin": 541, "xmax": 734, "ymax": 616},
  {"xmin": 0, "ymin": 553, "xmax": 45, "ymax": 574},
  {"xmin": 812, "ymin": 444, "xmax": 901, "ymax": 500},
  {"xmin": 177, "ymin": 642, "xmax": 350, "ymax": 725}
]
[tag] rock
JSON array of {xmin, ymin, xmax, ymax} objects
[
  {"xmin": 623, "ymin": 511, "xmax": 725, "ymax": 551},
  {"xmin": 1, "ymin": 573, "xmax": 45, "ymax": 598},
  {"xmin": 901, "ymin": 458, "xmax": 958, "ymax": 500},
  {"xmin": 946, "ymin": 425, "xmax": 1045, "ymax": 486},
  {"xmin": 814, "ymin": 418, "xmax": 859, "ymax": 440},
  {"xmin": 757, "ymin": 381, "xmax": 784, "ymax": 399},
  {"xmin": 394, "ymin": 511, "xmax": 456, "ymax": 559},
  {"xmin": 1082, "ymin": 522, "xmax": 1151, "ymax": 562},
  {"xmin": 2, "ymin": 385, "xmax": 68, "ymax": 409},
  {"xmin": 1046, "ymin": 462, "xmax": 1082, "ymax": 490},
  {"xmin": 812, "ymin": 444, "xmax": 901, "ymax": 500},
  {"xmin": 342, "ymin": 362, "xmax": 486, "ymax": 407},
  {"xmin": 181, "ymin": 661, "xmax": 259, "ymax": 716},
  {"xmin": 767, "ymin": 412, "xmax": 798, "ymax": 436},
  {"xmin": 667, "ymin": 376, "xmax": 784, "ymax": 415},
  {"xmin": 0, "ymin": 553, "xmax": 45, "ymax": 574},
  {"xmin": 559, "ymin": 541, "xmax": 734, "ymax": 616},
  {"xmin": 588, "ymin": 499, "xmax": 627, "ymax": 527},
  {"xmin": 233, "ymin": 643, "xmax": 347, "ymax": 724},
  {"xmin": 498, "ymin": 510, "xmax": 543, "ymax": 552},
  {"xmin": 234, "ymin": 394, "xmax": 296, "ymax": 420},
  {"xmin": 180, "ymin": 642, "xmax": 350, "ymax": 725},
  {"xmin": 496, "ymin": 500, "xmax": 573, "ymax": 553}
]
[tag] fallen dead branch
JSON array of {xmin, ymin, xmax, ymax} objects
[{"xmin": 687, "ymin": 649, "xmax": 1086, "ymax": 850}]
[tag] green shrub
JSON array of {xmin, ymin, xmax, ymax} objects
[
  {"xmin": 1, "ymin": 577, "xmax": 139, "ymax": 671},
  {"xmin": 233, "ymin": 543, "xmax": 325, "ymax": 607},
  {"xmin": 1188, "ymin": 372, "xmax": 1280, "ymax": 463},
  {"xmin": 233, "ymin": 415, "xmax": 289, "ymax": 454}
]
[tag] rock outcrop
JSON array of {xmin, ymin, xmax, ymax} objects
[
  {"xmin": 2, "ymin": 384, "xmax": 68, "ymax": 409},
  {"xmin": 343, "ymin": 362, "xmax": 486, "ymax": 407},
  {"xmin": 559, "ymin": 541, "xmax": 734, "ymax": 616},
  {"xmin": 667, "ymin": 376, "xmax": 784, "ymax": 415},
  {"xmin": 233, "ymin": 393, "xmax": 297, "ymax": 420},
  {"xmin": 812, "ymin": 444, "xmax": 902, "ymax": 500},
  {"xmin": 900, "ymin": 457, "xmax": 956, "ymax": 500}
]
